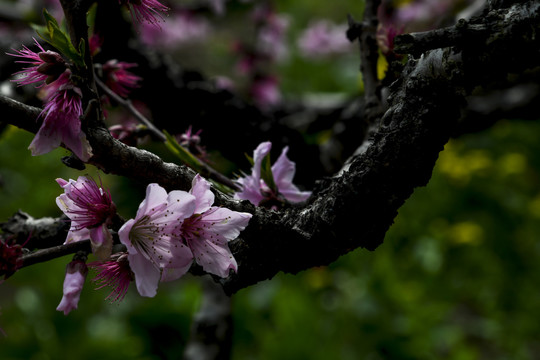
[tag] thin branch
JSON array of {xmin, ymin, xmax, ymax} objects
[
  {"xmin": 347, "ymin": 0, "xmax": 383, "ymax": 123},
  {"xmin": 394, "ymin": 21, "xmax": 486, "ymax": 56},
  {"xmin": 20, "ymin": 240, "xmax": 91, "ymax": 269},
  {"xmin": 95, "ymin": 76, "xmax": 167, "ymax": 141},
  {"xmin": 95, "ymin": 76, "xmax": 240, "ymax": 191}
]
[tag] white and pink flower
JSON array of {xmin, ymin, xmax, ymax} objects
[
  {"xmin": 118, "ymin": 184, "xmax": 196, "ymax": 297},
  {"xmin": 178, "ymin": 175, "xmax": 252, "ymax": 278},
  {"xmin": 119, "ymin": 177, "xmax": 252, "ymax": 297}
]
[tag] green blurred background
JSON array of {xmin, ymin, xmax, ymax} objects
[{"xmin": 2, "ymin": 0, "xmax": 540, "ymax": 359}]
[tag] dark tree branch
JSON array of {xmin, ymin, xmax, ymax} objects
[
  {"xmin": 21, "ymin": 241, "xmax": 91, "ymax": 269},
  {"xmin": 183, "ymin": 276, "xmax": 233, "ymax": 360},
  {"xmin": 1, "ymin": 2, "xmax": 539, "ymax": 296},
  {"xmin": 95, "ymin": 77, "xmax": 166, "ymax": 141},
  {"xmin": 0, "ymin": 211, "xmax": 69, "ymax": 251},
  {"xmin": 0, "ymin": 94, "xmax": 41, "ymax": 132},
  {"xmin": 393, "ymin": 21, "xmax": 486, "ymax": 56},
  {"xmin": 94, "ymin": 77, "xmax": 240, "ymax": 190},
  {"xmin": 347, "ymin": 0, "xmax": 384, "ymax": 123},
  {"xmin": 0, "ymin": 92, "xmax": 196, "ymax": 190}
]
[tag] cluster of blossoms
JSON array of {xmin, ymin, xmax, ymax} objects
[
  {"xmin": 232, "ymin": 4, "xmax": 289, "ymax": 108},
  {"xmin": 8, "ymin": 39, "xmax": 93, "ymax": 161},
  {"xmin": 4, "ymin": 1, "xmax": 314, "ymax": 319},
  {"xmin": 140, "ymin": 10, "xmax": 210, "ymax": 49},
  {"xmin": 297, "ymin": 20, "xmax": 352, "ymax": 58},
  {"xmin": 9, "ymin": 29, "xmax": 143, "ymax": 160},
  {"xmin": 376, "ymin": 0, "xmax": 463, "ymax": 57},
  {"xmin": 55, "ymin": 175, "xmax": 252, "ymax": 313},
  {"xmin": 235, "ymin": 141, "xmax": 311, "ymax": 207}
]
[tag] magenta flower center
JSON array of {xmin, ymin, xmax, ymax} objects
[
  {"xmin": 90, "ymin": 253, "xmax": 133, "ymax": 302},
  {"xmin": 63, "ymin": 181, "xmax": 115, "ymax": 229}
]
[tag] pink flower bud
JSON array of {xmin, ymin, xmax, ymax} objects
[{"xmin": 56, "ymin": 260, "xmax": 88, "ymax": 315}]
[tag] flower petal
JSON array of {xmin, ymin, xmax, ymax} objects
[
  {"xmin": 271, "ymin": 146, "xmax": 295, "ymax": 186},
  {"xmin": 56, "ymin": 178, "xmax": 69, "ymax": 187},
  {"xmin": 186, "ymin": 207, "xmax": 251, "ymax": 278},
  {"xmin": 159, "ymin": 190, "xmax": 197, "ymax": 227},
  {"xmin": 56, "ymin": 260, "xmax": 88, "ymax": 315},
  {"xmin": 65, "ymin": 228, "xmax": 90, "ymax": 244},
  {"xmin": 160, "ymin": 242, "xmax": 194, "ymax": 282},
  {"xmin": 252, "ymin": 141, "xmax": 272, "ymax": 182},
  {"xmin": 63, "ymin": 130, "xmax": 93, "ymax": 162},
  {"xmin": 136, "ymin": 183, "xmax": 168, "ymax": 218},
  {"xmin": 189, "ymin": 235, "xmax": 238, "ymax": 278},
  {"xmin": 190, "ymin": 174, "xmax": 214, "ymax": 214},
  {"xmin": 278, "ymin": 185, "xmax": 312, "ymax": 203},
  {"xmin": 199, "ymin": 207, "xmax": 252, "ymax": 243},
  {"xmin": 89, "ymin": 225, "xmax": 113, "ymax": 261},
  {"xmin": 118, "ymin": 218, "xmax": 137, "ymax": 253},
  {"xmin": 128, "ymin": 251, "xmax": 161, "ymax": 297},
  {"xmin": 28, "ymin": 115, "xmax": 62, "ymax": 156},
  {"xmin": 271, "ymin": 146, "xmax": 311, "ymax": 203}
]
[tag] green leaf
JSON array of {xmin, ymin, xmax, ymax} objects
[
  {"xmin": 244, "ymin": 153, "xmax": 254, "ymax": 166},
  {"xmin": 31, "ymin": 9, "xmax": 86, "ymax": 68},
  {"xmin": 163, "ymin": 130, "xmax": 204, "ymax": 172},
  {"xmin": 208, "ymin": 179, "xmax": 235, "ymax": 195},
  {"xmin": 260, "ymin": 153, "xmax": 277, "ymax": 193}
]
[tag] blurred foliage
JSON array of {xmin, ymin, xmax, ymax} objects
[
  {"xmin": 2, "ymin": 0, "xmax": 540, "ymax": 360},
  {"xmin": 3, "ymin": 118, "xmax": 540, "ymax": 360}
]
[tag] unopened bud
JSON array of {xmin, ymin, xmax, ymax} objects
[{"xmin": 38, "ymin": 50, "xmax": 64, "ymax": 64}]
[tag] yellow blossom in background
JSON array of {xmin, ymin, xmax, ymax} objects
[
  {"xmin": 437, "ymin": 142, "xmax": 492, "ymax": 185},
  {"xmin": 527, "ymin": 195, "xmax": 540, "ymax": 219},
  {"xmin": 377, "ymin": 54, "xmax": 388, "ymax": 80},
  {"xmin": 498, "ymin": 152, "xmax": 527, "ymax": 176},
  {"xmin": 448, "ymin": 221, "xmax": 484, "ymax": 245}
]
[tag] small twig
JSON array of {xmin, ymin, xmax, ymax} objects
[
  {"xmin": 95, "ymin": 76, "xmax": 166, "ymax": 141},
  {"xmin": 20, "ymin": 240, "xmax": 91, "ymax": 269},
  {"xmin": 394, "ymin": 21, "xmax": 486, "ymax": 56},
  {"xmin": 348, "ymin": 0, "xmax": 384, "ymax": 123},
  {"xmin": 95, "ymin": 77, "xmax": 240, "ymax": 191}
]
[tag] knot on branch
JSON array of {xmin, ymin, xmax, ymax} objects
[
  {"xmin": 346, "ymin": 14, "xmax": 362, "ymax": 42},
  {"xmin": 0, "ymin": 210, "xmax": 69, "ymax": 250},
  {"xmin": 346, "ymin": 14, "xmax": 377, "ymax": 42}
]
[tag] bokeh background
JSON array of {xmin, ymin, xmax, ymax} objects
[{"xmin": 2, "ymin": 0, "xmax": 540, "ymax": 359}]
